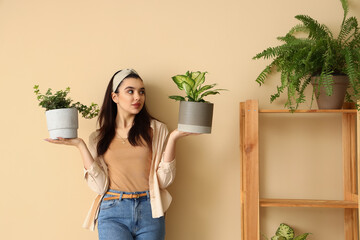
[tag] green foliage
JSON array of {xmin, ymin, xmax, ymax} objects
[
  {"xmin": 262, "ymin": 223, "xmax": 310, "ymax": 240},
  {"xmin": 275, "ymin": 223, "xmax": 295, "ymax": 239},
  {"xmin": 33, "ymin": 85, "xmax": 99, "ymax": 119},
  {"xmin": 169, "ymin": 71, "xmax": 225, "ymax": 102},
  {"xmin": 253, "ymin": 0, "xmax": 360, "ymax": 110}
]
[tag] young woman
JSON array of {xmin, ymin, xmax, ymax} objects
[{"xmin": 46, "ymin": 69, "xmax": 194, "ymax": 240}]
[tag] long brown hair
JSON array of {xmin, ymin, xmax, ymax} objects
[{"xmin": 96, "ymin": 71, "xmax": 153, "ymax": 156}]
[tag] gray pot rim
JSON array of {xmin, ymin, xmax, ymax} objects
[{"xmin": 180, "ymin": 100, "xmax": 213, "ymax": 104}]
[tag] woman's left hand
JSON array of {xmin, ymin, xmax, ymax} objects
[
  {"xmin": 163, "ymin": 129, "xmax": 201, "ymax": 163},
  {"xmin": 169, "ymin": 129, "xmax": 201, "ymax": 141}
]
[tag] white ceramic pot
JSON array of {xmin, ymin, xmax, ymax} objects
[
  {"xmin": 45, "ymin": 108, "xmax": 78, "ymax": 139},
  {"xmin": 178, "ymin": 101, "xmax": 214, "ymax": 134}
]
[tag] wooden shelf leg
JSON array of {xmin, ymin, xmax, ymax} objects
[
  {"xmin": 343, "ymin": 113, "xmax": 359, "ymax": 240},
  {"xmin": 240, "ymin": 100, "xmax": 259, "ymax": 240}
]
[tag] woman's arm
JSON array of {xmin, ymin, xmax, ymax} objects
[
  {"xmin": 45, "ymin": 137, "xmax": 94, "ymax": 169},
  {"xmin": 45, "ymin": 136, "xmax": 108, "ymax": 194},
  {"xmin": 162, "ymin": 130, "xmax": 194, "ymax": 162}
]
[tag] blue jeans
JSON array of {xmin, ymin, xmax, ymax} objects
[{"xmin": 97, "ymin": 190, "xmax": 165, "ymax": 240}]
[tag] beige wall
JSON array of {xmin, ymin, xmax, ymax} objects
[{"xmin": 1, "ymin": 0, "xmax": 359, "ymax": 239}]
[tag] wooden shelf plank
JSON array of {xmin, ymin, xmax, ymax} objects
[
  {"xmin": 259, "ymin": 109, "xmax": 357, "ymax": 113},
  {"xmin": 260, "ymin": 198, "xmax": 358, "ymax": 208}
]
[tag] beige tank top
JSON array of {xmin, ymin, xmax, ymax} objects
[{"xmin": 103, "ymin": 137, "xmax": 151, "ymax": 192}]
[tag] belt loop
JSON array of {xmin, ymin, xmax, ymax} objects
[
  {"xmin": 119, "ymin": 192, "xmax": 123, "ymax": 201},
  {"xmin": 146, "ymin": 191, "xmax": 150, "ymax": 200}
]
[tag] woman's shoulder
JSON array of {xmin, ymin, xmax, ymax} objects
[
  {"xmin": 150, "ymin": 119, "xmax": 168, "ymax": 129},
  {"xmin": 89, "ymin": 130, "xmax": 101, "ymax": 144},
  {"xmin": 150, "ymin": 119, "xmax": 169, "ymax": 135}
]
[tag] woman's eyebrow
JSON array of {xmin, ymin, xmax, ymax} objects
[{"xmin": 124, "ymin": 86, "xmax": 145, "ymax": 90}]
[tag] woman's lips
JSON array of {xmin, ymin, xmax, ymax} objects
[{"xmin": 132, "ymin": 103, "xmax": 141, "ymax": 108}]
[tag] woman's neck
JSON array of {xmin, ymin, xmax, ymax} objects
[{"xmin": 116, "ymin": 114, "xmax": 135, "ymax": 130}]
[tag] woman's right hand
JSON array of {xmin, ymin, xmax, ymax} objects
[{"xmin": 44, "ymin": 137, "xmax": 84, "ymax": 148}]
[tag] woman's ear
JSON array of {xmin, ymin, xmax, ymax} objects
[{"xmin": 111, "ymin": 92, "xmax": 118, "ymax": 104}]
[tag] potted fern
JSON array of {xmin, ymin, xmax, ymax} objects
[
  {"xmin": 34, "ymin": 85, "xmax": 99, "ymax": 139},
  {"xmin": 253, "ymin": 0, "xmax": 360, "ymax": 110},
  {"xmin": 169, "ymin": 71, "xmax": 224, "ymax": 133}
]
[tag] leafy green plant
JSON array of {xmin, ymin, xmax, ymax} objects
[
  {"xmin": 169, "ymin": 71, "xmax": 225, "ymax": 102},
  {"xmin": 33, "ymin": 85, "xmax": 99, "ymax": 119},
  {"xmin": 253, "ymin": 0, "xmax": 360, "ymax": 110},
  {"xmin": 262, "ymin": 223, "xmax": 311, "ymax": 240}
]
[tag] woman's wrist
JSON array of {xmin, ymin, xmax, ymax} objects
[{"xmin": 75, "ymin": 138, "xmax": 86, "ymax": 149}]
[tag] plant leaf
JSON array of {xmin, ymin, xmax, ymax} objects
[
  {"xmin": 200, "ymin": 90, "xmax": 220, "ymax": 99},
  {"xmin": 256, "ymin": 64, "xmax": 273, "ymax": 85},
  {"xmin": 276, "ymin": 223, "xmax": 294, "ymax": 240},
  {"xmin": 340, "ymin": 0, "xmax": 349, "ymax": 27},
  {"xmin": 190, "ymin": 71, "xmax": 200, "ymax": 79},
  {"xmin": 182, "ymin": 81, "xmax": 194, "ymax": 99},
  {"xmin": 295, "ymin": 15, "xmax": 333, "ymax": 39},
  {"xmin": 172, "ymin": 75, "xmax": 187, "ymax": 90},
  {"xmin": 193, "ymin": 71, "xmax": 207, "ymax": 91},
  {"xmin": 169, "ymin": 95, "xmax": 185, "ymax": 101},
  {"xmin": 293, "ymin": 233, "xmax": 311, "ymax": 240},
  {"xmin": 271, "ymin": 236, "xmax": 287, "ymax": 240},
  {"xmin": 197, "ymin": 84, "xmax": 216, "ymax": 95}
]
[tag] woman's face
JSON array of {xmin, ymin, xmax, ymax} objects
[{"xmin": 112, "ymin": 77, "xmax": 146, "ymax": 116}]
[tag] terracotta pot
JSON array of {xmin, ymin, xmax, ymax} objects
[
  {"xmin": 178, "ymin": 101, "xmax": 214, "ymax": 134},
  {"xmin": 311, "ymin": 75, "xmax": 349, "ymax": 109},
  {"xmin": 45, "ymin": 108, "xmax": 78, "ymax": 139}
]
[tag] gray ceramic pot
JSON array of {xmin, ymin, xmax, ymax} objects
[
  {"xmin": 311, "ymin": 75, "xmax": 349, "ymax": 109},
  {"xmin": 178, "ymin": 101, "xmax": 214, "ymax": 134},
  {"xmin": 45, "ymin": 108, "xmax": 78, "ymax": 139}
]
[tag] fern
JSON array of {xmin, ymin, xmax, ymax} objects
[
  {"xmin": 338, "ymin": 17, "xmax": 358, "ymax": 43},
  {"xmin": 253, "ymin": 0, "xmax": 360, "ymax": 110},
  {"xmin": 344, "ymin": 47, "xmax": 360, "ymax": 98},
  {"xmin": 340, "ymin": 0, "xmax": 349, "ymax": 27},
  {"xmin": 295, "ymin": 15, "xmax": 333, "ymax": 40},
  {"xmin": 255, "ymin": 64, "xmax": 273, "ymax": 85}
]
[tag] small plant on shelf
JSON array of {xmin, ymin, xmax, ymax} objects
[{"xmin": 262, "ymin": 223, "xmax": 311, "ymax": 240}]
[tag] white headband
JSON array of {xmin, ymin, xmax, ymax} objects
[{"xmin": 112, "ymin": 69, "xmax": 139, "ymax": 92}]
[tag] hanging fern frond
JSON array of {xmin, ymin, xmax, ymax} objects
[
  {"xmin": 338, "ymin": 17, "xmax": 358, "ymax": 43},
  {"xmin": 295, "ymin": 15, "xmax": 333, "ymax": 40},
  {"xmin": 253, "ymin": 45, "xmax": 286, "ymax": 60},
  {"xmin": 287, "ymin": 24, "xmax": 309, "ymax": 36},
  {"xmin": 320, "ymin": 71, "xmax": 334, "ymax": 96},
  {"xmin": 340, "ymin": 0, "xmax": 349, "ymax": 27},
  {"xmin": 255, "ymin": 64, "xmax": 274, "ymax": 85},
  {"xmin": 344, "ymin": 47, "xmax": 360, "ymax": 98}
]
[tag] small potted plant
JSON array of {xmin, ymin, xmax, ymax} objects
[
  {"xmin": 169, "ymin": 71, "xmax": 225, "ymax": 133},
  {"xmin": 34, "ymin": 85, "xmax": 99, "ymax": 139},
  {"xmin": 253, "ymin": 0, "xmax": 360, "ymax": 110},
  {"xmin": 262, "ymin": 223, "xmax": 310, "ymax": 240}
]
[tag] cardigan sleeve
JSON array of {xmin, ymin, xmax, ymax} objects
[
  {"xmin": 157, "ymin": 158, "xmax": 176, "ymax": 189},
  {"xmin": 83, "ymin": 131, "xmax": 108, "ymax": 195},
  {"xmin": 155, "ymin": 123, "xmax": 176, "ymax": 189}
]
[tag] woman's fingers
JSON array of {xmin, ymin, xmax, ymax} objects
[
  {"xmin": 171, "ymin": 129, "xmax": 202, "ymax": 140},
  {"xmin": 44, "ymin": 137, "xmax": 81, "ymax": 146}
]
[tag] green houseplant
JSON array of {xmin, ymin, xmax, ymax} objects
[
  {"xmin": 34, "ymin": 85, "xmax": 99, "ymax": 139},
  {"xmin": 253, "ymin": 0, "xmax": 360, "ymax": 110},
  {"xmin": 262, "ymin": 223, "xmax": 311, "ymax": 240},
  {"xmin": 169, "ymin": 71, "xmax": 224, "ymax": 133}
]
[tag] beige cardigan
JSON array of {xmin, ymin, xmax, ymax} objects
[{"xmin": 82, "ymin": 119, "xmax": 176, "ymax": 231}]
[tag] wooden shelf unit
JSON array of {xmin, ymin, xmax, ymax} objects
[{"xmin": 240, "ymin": 100, "xmax": 359, "ymax": 240}]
